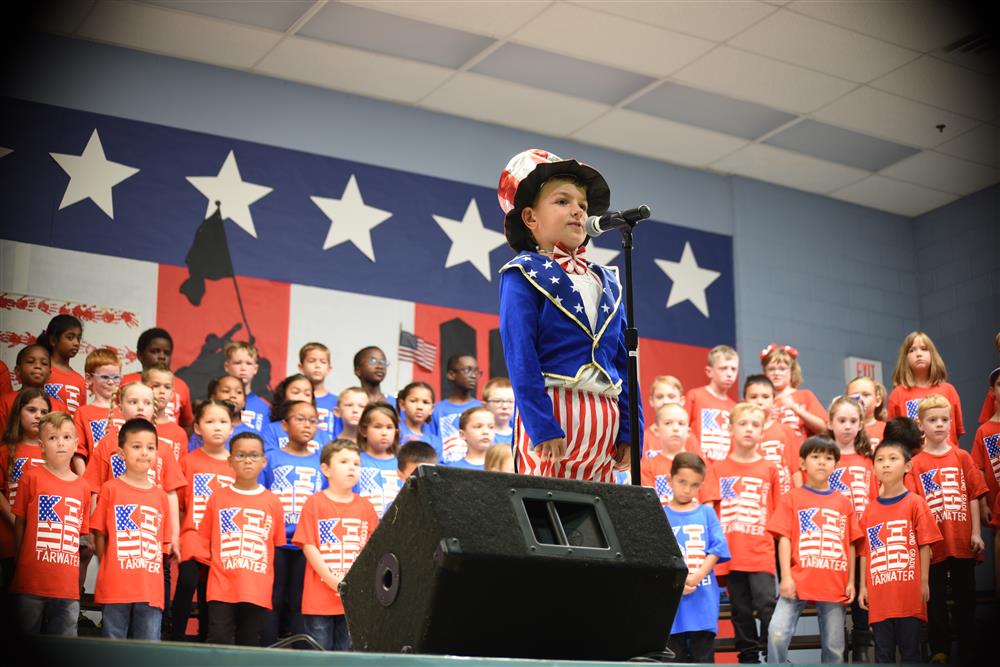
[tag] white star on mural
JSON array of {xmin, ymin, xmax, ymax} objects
[
  {"xmin": 311, "ymin": 174, "xmax": 392, "ymax": 262},
  {"xmin": 433, "ymin": 198, "xmax": 506, "ymax": 281},
  {"xmin": 49, "ymin": 129, "xmax": 139, "ymax": 219},
  {"xmin": 586, "ymin": 242, "xmax": 619, "ymax": 266},
  {"xmin": 654, "ymin": 242, "xmax": 721, "ymax": 317},
  {"xmin": 187, "ymin": 150, "xmax": 273, "ymax": 237}
]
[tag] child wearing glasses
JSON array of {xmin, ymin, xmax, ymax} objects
[
  {"xmin": 261, "ymin": 374, "xmax": 326, "ymax": 455},
  {"xmin": 430, "ymin": 354, "xmax": 482, "ymax": 464},
  {"xmin": 72, "ymin": 348, "xmax": 123, "ymax": 472},
  {"xmin": 197, "ymin": 432, "xmax": 284, "ymax": 646},
  {"xmin": 483, "ymin": 377, "xmax": 515, "ymax": 446},
  {"xmin": 259, "ymin": 400, "xmax": 326, "ymax": 646}
]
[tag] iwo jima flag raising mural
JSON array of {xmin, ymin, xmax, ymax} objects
[{"xmin": 0, "ymin": 98, "xmax": 734, "ymax": 402}]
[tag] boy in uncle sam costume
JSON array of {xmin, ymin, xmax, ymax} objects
[{"xmin": 498, "ymin": 149, "xmax": 641, "ymax": 483}]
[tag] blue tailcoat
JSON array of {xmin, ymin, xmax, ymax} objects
[{"xmin": 498, "ymin": 251, "xmax": 642, "ymax": 449}]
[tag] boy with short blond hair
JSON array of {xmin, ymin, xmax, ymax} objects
[
  {"xmin": 143, "ymin": 364, "xmax": 188, "ymax": 463},
  {"xmin": 482, "ymin": 377, "xmax": 514, "ymax": 445},
  {"xmin": 686, "ymin": 346, "xmax": 739, "ymax": 462},
  {"xmin": 224, "ymin": 341, "xmax": 268, "ymax": 433},
  {"xmin": 640, "ymin": 403, "xmax": 718, "ymax": 507},
  {"xmin": 713, "ymin": 402, "xmax": 781, "ymax": 663},
  {"xmin": 643, "ymin": 376, "xmax": 686, "ymax": 458},
  {"xmin": 299, "ymin": 342, "xmax": 340, "ymax": 441},
  {"xmin": 907, "ymin": 394, "xmax": 987, "ymax": 664}
]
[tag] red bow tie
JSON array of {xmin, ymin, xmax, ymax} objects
[{"xmin": 552, "ymin": 243, "xmax": 589, "ymax": 275}]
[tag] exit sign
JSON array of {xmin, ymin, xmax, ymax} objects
[{"xmin": 845, "ymin": 356, "xmax": 883, "ymax": 385}]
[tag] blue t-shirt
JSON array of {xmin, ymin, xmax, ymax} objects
[
  {"xmin": 261, "ymin": 419, "xmax": 330, "ymax": 455},
  {"xmin": 429, "ymin": 398, "xmax": 481, "ymax": 464},
  {"xmin": 260, "ymin": 447, "xmax": 326, "ymax": 549},
  {"xmin": 242, "ymin": 392, "xmax": 270, "ymax": 433},
  {"xmin": 187, "ymin": 422, "xmax": 254, "ymax": 452},
  {"xmin": 494, "ymin": 430, "xmax": 513, "ymax": 446},
  {"xmin": 445, "ymin": 458, "xmax": 484, "ymax": 471},
  {"xmin": 315, "ymin": 392, "xmax": 341, "ymax": 440},
  {"xmin": 399, "ymin": 420, "xmax": 443, "ymax": 459},
  {"xmin": 664, "ymin": 503, "xmax": 730, "ymax": 634},
  {"xmin": 613, "ymin": 470, "xmax": 631, "ymax": 485},
  {"xmin": 354, "ymin": 451, "xmax": 400, "ymax": 519}
]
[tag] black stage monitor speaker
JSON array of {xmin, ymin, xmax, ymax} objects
[{"xmin": 341, "ymin": 465, "xmax": 687, "ymax": 661}]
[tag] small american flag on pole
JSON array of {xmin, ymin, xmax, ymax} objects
[{"xmin": 399, "ymin": 329, "xmax": 437, "ymax": 371}]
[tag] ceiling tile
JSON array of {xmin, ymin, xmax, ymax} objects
[
  {"xmin": 870, "ymin": 55, "xmax": 999, "ymax": 122},
  {"xmin": 35, "ymin": 0, "xmax": 96, "ymax": 34},
  {"xmin": 830, "ymin": 175, "xmax": 958, "ymax": 217},
  {"xmin": 673, "ymin": 46, "xmax": 855, "ymax": 114},
  {"xmin": 254, "ymin": 37, "xmax": 453, "ymax": 104},
  {"xmin": 143, "ymin": 0, "xmax": 314, "ymax": 32},
  {"xmin": 787, "ymin": 0, "xmax": 975, "ymax": 52},
  {"xmin": 513, "ymin": 3, "xmax": 713, "ymax": 78},
  {"xmin": 76, "ymin": 0, "xmax": 283, "ymax": 69},
  {"xmin": 729, "ymin": 9, "xmax": 919, "ymax": 82},
  {"xmin": 470, "ymin": 43, "xmax": 656, "ymax": 106},
  {"xmin": 298, "ymin": 2, "xmax": 495, "ymax": 69},
  {"xmin": 813, "ymin": 87, "xmax": 980, "ymax": 148},
  {"xmin": 935, "ymin": 123, "xmax": 1000, "ymax": 168},
  {"xmin": 627, "ymin": 82, "xmax": 796, "ymax": 140},
  {"xmin": 419, "ymin": 72, "xmax": 611, "ymax": 138},
  {"xmin": 571, "ymin": 108, "xmax": 749, "ymax": 168},
  {"xmin": 765, "ymin": 119, "xmax": 919, "ymax": 171},
  {"xmin": 570, "ymin": 0, "xmax": 776, "ymax": 42},
  {"xmin": 344, "ymin": 0, "xmax": 549, "ymax": 39},
  {"xmin": 711, "ymin": 143, "xmax": 869, "ymax": 194},
  {"xmin": 879, "ymin": 151, "xmax": 1000, "ymax": 196}
]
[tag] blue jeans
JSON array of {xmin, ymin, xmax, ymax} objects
[
  {"xmin": 17, "ymin": 595, "xmax": 79, "ymax": 636},
  {"xmin": 101, "ymin": 602, "xmax": 162, "ymax": 640},
  {"xmin": 303, "ymin": 614, "xmax": 350, "ymax": 651},
  {"xmin": 767, "ymin": 596, "xmax": 845, "ymax": 663}
]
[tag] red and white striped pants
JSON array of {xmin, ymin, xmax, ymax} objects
[{"xmin": 514, "ymin": 386, "xmax": 621, "ymax": 483}]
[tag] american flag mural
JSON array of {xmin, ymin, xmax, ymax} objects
[
  {"xmin": 36, "ymin": 494, "xmax": 84, "ymax": 555},
  {"xmin": 0, "ymin": 98, "xmax": 734, "ymax": 408},
  {"xmin": 699, "ymin": 408, "xmax": 731, "ymax": 461},
  {"xmin": 113, "ymin": 503, "xmax": 162, "ymax": 562}
]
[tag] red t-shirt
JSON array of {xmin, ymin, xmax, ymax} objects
[
  {"xmin": 971, "ymin": 421, "xmax": 1000, "ymax": 510},
  {"xmin": 776, "ymin": 388, "xmax": 827, "ymax": 441},
  {"xmin": 831, "ymin": 452, "xmax": 878, "ymax": 519},
  {"xmin": 178, "ymin": 449, "xmax": 235, "ymax": 562},
  {"xmin": 198, "ymin": 484, "xmax": 285, "ymax": 608},
  {"xmin": 92, "ymin": 477, "xmax": 170, "ymax": 608},
  {"xmin": 860, "ymin": 491, "xmax": 942, "ymax": 623},
  {"xmin": 979, "ymin": 390, "xmax": 995, "ymax": 427},
  {"xmin": 11, "ymin": 466, "xmax": 91, "ymax": 599},
  {"xmin": 640, "ymin": 452, "xmax": 720, "ymax": 507},
  {"xmin": 0, "ymin": 442, "xmax": 46, "ymax": 558},
  {"xmin": 122, "ymin": 372, "xmax": 194, "ymax": 428},
  {"xmin": 887, "ymin": 383, "xmax": 964, "ymax": 445},
  {"xmin": 156, "ymin": 421, "xmax": 189, "ymax": 463},
  {"xmin": 767, "ymin": 486, "xmax": 863, "ymax": 603},
  {"xmin": 713, "ymin": 456, "xmax": 781, "ymax": 575},
  {"xmin": 758, "ymin": 421, "xmax": 800, "ymax": 496},
  {"xmin": 641, "ymin": 425, "xmax": 700, "ymax": 459},
  {"xmin": 0, "ymin": 389, "xmax": 67, "ymax": 436},
  {"xmin": 905, "ymin": 445, "xmax": 988, "ymax": 562},
  {"xmin": 865, "ymin": 421, "xmax": 886, "ymax": 449},
  {"xmin": 292, "ymin": 492, "xmax": 379, "ymax": 615},
  {"xmin": 46, "ymin": 366, "xmax": 86, "ymax": 417},
  {"xmin": 72, "ymin": 404, "xmax": 124, "ymax": 460},
  {"xmin": 685, "ymin": 387, "xmax": 735, "ymax": 462},
  {"xmin": 83, "ymin": 433, "xmax": 187, "ymax": 497},
  {"xmin": 0, "ymin": 360, "xmax": 12, "ymax": 395}
]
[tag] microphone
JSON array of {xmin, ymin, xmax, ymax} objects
[{"xmin": 585, "ymin": 205, "xmax": 651, "ymax": 237}]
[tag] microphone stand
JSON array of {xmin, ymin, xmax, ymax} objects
[{"xmin": 619, "ymin": 222, "xmax": 643, "ymax": 487}]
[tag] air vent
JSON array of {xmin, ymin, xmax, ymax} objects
[{"xmin": 941, "ymin": 32, "xmax": 995, "ymax": 55}]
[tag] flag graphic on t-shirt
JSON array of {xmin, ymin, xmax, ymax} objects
[
  {"xmin": 219, "ymin": 506, "xmax": 272, "ymax": 564},
  {"xmin": 113, "ymin": 503, "xmax": 161, "ymax": 561},
  {"xmin": 271, "ymin": 465, "xmax": 321, "ymax": 525},
  {"xmin": 674, "ymin": 523, "xmax": 708, "ymax": 582},
  {"xmin": 192, "ymin": 473, "xmax": 233, "ymax": 529},
  {"xmin": 9, "ymin": 456, "xmax": 44, "ymax": 506},
  {"xmin": 109, "ymin": 453, "xmax": 159, "ymax": 485},
  {"xmin": 985, "ymin": 434, "xmax": 1000, "ymax": 485},
  {"xmin": 654, "ymin": 474, "xmax": 672, "ymax": 503},
  {"xmin": 90, "ymin": 419, "xmax": 108, "ymax": 445},
  {"xmin": 720, "ymin": 475, "xmax": 764, "ymax": 527},
  {"xmin": 439, "ymin": 414, "xmax": 465, "ymax": 463},
  {"xmin": 831, "ymin": 465, "xmax": 872, "ymax": 516},
  {"xmin": 798, "ymin": 508, "xmax": 844, "ymax": 560},
  {"xmin": 358, "ymin": 467, "xmax": 400, "ymax": 517},
  {"xmin": 919, "ymin": 467, "xmax": 965, "ymax": 520},
  {"xmin": 699, "ymin": 409, "xmax": 730, "ymax": 461},
  {"xmin": 759, "ymin": 440, "xmax": 791, "ymax": 493},
  {"xmin": 43, "ymin": 383, "xmax": 63, "ymax": 401},
  {"xmin": 36, "ymin": 494, "xmax": 84, "ymax": 554},
  {"xmin": 318, "ymin": 516, "xmax": 370, "ymax": 574},
  {"xmin": 905, "ymin": 400, "xmax": 920, "ymax": 420},
  {"xmin": 867, "ymin": 519, "xmax": 911, "ymax": 574}
]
